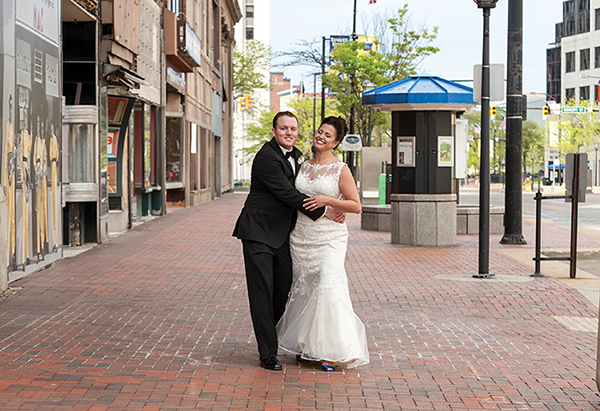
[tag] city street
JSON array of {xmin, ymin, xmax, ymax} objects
[
  {"xmin": 459, "ymin": 184, "xmax": 600, "ymax": 229},
  {"xmin": 0, "ymin": 192, "xmax": 600, "ymax": 410},
  {"xmin": 460, "ymin": 184, "xmax": 600, "ymax": 278}
]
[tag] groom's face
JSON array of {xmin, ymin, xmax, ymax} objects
[{"xmin": 272, "ymin": 116, "xmax": 298, "ymax": 151}]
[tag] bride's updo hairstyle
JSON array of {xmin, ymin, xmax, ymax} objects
[{"xmin": 320, "ymin": 116, "xmax": 348, "ymax": 149}]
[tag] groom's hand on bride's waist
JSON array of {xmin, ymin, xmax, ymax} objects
[{"xmin": 325, "ymin": 206, "xmax": 346, "ymax": 224}]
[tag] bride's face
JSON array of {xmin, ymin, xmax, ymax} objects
[{"xmin": 313, "ymin": 124, "xmax": 339, "ymax": 152}]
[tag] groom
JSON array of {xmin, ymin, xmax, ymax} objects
[{"xmin": 233, "ymin": 111, "xmax": 338, "ymax": 370}]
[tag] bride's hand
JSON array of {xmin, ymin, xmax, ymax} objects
[{"xmin": 303, "ymin": 194, "xmax": 330, "ymax": 210}]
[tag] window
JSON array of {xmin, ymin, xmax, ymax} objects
[
  {"xmin": 581, "ymin": 48, "xmax": 590, "ymax": 70},
  {"xmin": 566, "ymin": 87, "xmax": 576, "ymax": 100},
  {"xmin": 169, "ymin": 0, "xmax": 179, "ymax": 15},
  {"xmin": 595, "ymin": 47, "xmax": 600, "ymax": 67},
  {"xmin": 596, "ymin": 8, "xmax": 600, "ymax": 29},
  {"xmin": 68, "ymin": 124, "xmax": 95, "ymax": 182},
  {"xmin": 166, "ymin": 117, "xmax": 182, "ymax": 183},
  {"xmin": 246, "ymin": 5, "xmax": 254, "ymax": 18},
  {"xmin": 246, "ymin": 27, "xmax": 254, "ymax": 40},
  {"xmin": 566, "ymin": 51, "xmax": 575, "ymax": 72},
  {"xmin": 580, "ymin": 85, "xmax": 590, "ymax": 101}
]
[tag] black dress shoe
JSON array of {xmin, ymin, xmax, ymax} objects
[{"xmin": 260, "ymin": 357, "xmax": 282, "ymax": 371}]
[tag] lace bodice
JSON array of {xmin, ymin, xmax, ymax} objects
[{"xmin": 295, "ymin": 160, "xmax": 345, "ymax": 199}]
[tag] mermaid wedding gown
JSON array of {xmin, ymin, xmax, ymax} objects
[{"xmin": 276, "ymin": 161, "xmax": 369, "ymax": 368}]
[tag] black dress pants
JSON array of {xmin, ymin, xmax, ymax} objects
[{"xmin": 242, "ymin": 239, "xmax": 293, "ymax": 361}]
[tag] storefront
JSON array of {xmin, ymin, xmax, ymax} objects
[
  {"xmin": 165, "ymin": 63, "xmax": 186, "ymax": 204},
  {"xmin": 1, "ymin": 0, "xmax": 63, "ymax": 281}
]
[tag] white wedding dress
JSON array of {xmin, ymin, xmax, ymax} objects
[{"xmin": 276, "ymin": 161, "xmax": 369, "ymax": 368}]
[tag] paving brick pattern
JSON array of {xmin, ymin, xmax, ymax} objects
[{"xmin": 0, "ymin": 192, "xmax": 599, "ymax": 410}]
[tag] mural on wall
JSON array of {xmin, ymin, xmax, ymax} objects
[{"xmin": 1, "ymin": 0, "xmax": 62, "ymax": 278}]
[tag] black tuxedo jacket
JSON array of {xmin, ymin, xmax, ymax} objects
[{"xmin": 233, "ymin": 138, "xmax": 325, "ymax": 248}]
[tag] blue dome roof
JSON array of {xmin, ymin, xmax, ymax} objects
[{"xmin": 362, "ymin": 76, "xmax": 476, "ymax": 107}]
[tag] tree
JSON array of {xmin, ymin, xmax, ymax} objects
[
  {"xmin": 326, "ymin": 40, "xmax": 389, "ymax": 145},
  {"xmin": 240, "ymin": 108, "xmax": 278, "ymax": 158},
  {"xmin": 275, "ymin": 6, "xmax": 439, "ymax": 146},
  {"xmin": 233, "ymin": 40, "xmax": 271, "ymax": 95},
  {"xmin": 239, "ymin": 96, "xmax": 343, "ymax": 159},
  {"xmin": 522, "ymin": 119, "xmax": 545, "ymax": 176},
  {"xmin": 556, "ymin": 100, "xmax": 600, "ymax": 155},
  {"xmin": 367, "ymin": 4, "xmax": 440, "ymax": 81}
]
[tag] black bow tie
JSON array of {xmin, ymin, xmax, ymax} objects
[{"xmin": 285, "ymin": 151, "xmax": 293, "ymax": 159}]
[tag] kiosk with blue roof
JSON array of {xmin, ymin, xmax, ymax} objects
[{"xmin": 362, "ymin": 75, "xmax": 477, "ymax": 245}]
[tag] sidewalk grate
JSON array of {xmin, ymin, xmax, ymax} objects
[
  {"xmin": 435, "ymin": 273, "xmax": 534, "ymax": 283},
  {"xmin": 552, "ymin": 315, "xmax": 598, "ymax": 332}
]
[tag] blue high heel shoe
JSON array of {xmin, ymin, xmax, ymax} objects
[{"xmin": 321, "ymin": 362, "xmax": 335, "ymax": 372}]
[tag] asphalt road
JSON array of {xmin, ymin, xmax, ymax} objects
[
  {"xmin": 458, "ymin": 184, "xmax": 600, "ymax": 230},
  {"xmin": 459, "ymin": 184, "xmax": 600, "ymax": 277}
]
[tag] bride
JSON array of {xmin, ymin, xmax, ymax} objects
[{"xmin": 276, "ymin": 116, "xmax": 369, "ymax": 372}]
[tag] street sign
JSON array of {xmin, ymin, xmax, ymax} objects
[
  {"xmin": 561, "ymin": 106, "xmax": 586, "ymax": 113},
  {"xmin": 341, "ymin": 134, "xmax": 362, "ymax": 151},
  {"xmin": 472, "ymin": 64, "xmax": 505, "ymax": 102},
  {"xmin": 548, "ymin": 102, "xmax": 561, "ymax": 115}
]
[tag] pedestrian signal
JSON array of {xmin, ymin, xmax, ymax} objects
[
  {"xmin": 490, "ymin": 105, "xmax": 497, "ymax": 120},
  {"xmin": 542, "ymin": 105, "xmax": 549, "ymax": 120}
]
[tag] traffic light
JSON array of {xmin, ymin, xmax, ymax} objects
[
  {"xmin": 237, "ymin": 95, "xmax": 246, "ymax": 111},
  {"xmin": 245, "ymin": 94, "xmax": 253, "ymax": 110},
  {"xmin": 542, "ymin": 105, "xmax": 549, "ymax": 120},
  {"xmin": 490, "ymin": 105, "xmax": 497, "ymax": 120}
]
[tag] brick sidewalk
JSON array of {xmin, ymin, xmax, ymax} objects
[{"xmin": 0, "ymin": 192, "xmax": 599, "ymax": 410}]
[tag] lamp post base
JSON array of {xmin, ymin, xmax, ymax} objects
[
  {"xmin": 473, "ymin": 273, "xmax": 496, "ymax": 278},
  {"xmin": 500, "ymin": 233, "xmax": 527, "ymax": 244}
]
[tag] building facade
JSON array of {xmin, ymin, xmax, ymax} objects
[
  {"xmin": 550, "ymin": 0, "xmax": 600, "ymax": 104},
  {"xmin": 0, "ymin": 0, "xmax": 240, "ymax": 286},
  {"xmin": 233, "ymin": 0, "xmax": 270, "ymax": 185}
]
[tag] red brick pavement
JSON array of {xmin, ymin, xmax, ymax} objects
[{"xmin": 0, "ymin": 192, "xmax": 599, "ymax": 410}]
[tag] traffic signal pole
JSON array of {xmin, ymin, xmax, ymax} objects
[{"xmin": 501, "ymin": 0, "xmax": 526, "ymax": 244}]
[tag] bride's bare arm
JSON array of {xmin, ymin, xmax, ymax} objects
[{"xmin": 303, "ymin": 165, "xmax": 361, "ymax": 214}]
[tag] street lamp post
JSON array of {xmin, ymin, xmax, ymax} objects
[
  {"xmin": 346, "ymin": 0, "xmax": 359, "ymax": 176},
  {"xmin": 474, "ymin": 0, "xmax": 498, "ymax": 278}
]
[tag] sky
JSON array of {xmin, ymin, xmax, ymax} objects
[{"xmin": 270, "ymin": 0, "xmax": 563, "ymax": 96}]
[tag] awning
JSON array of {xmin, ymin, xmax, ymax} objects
[{"xmin": 103, "ymin": 64, "xmax": 149, "ymax": 88}]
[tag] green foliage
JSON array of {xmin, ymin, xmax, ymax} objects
[
  {"xmin": 240, "ymin": 108, "xmax": 278, "ymax": 158},
  {"xmin": 326, "ymin": 41, "xmax": 389, "ymax": 145},
  {"xmin": 522, "ymin": 119, "xmax": 545, "ymax": 175},
  {"xmin": 384, "ymin": 4, "xmax": 440, "ymax": 81},
  {"xmin": 555, "ymin": 99, "xmax": 600, "ymax": 155},
  {"xmin": 324, "ymin": 6, "xmax": 439, "ymax": 146},
  {"xmin": 462, "ymin": 110, "xmax": 482, "ymax": 176},
  {"xmin": 233, "ymin": 40, "xmax": 271, "ymax": 95},
  {"xmin": 461, "ymin": 109, "xmax": 508, "ymax": 176}
]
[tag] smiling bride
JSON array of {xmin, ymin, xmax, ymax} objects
[{"xmin": 276, "ymin": 116, "xmax": 369, "ymax": 372}]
